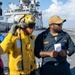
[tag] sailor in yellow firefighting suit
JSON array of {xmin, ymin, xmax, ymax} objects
[{"xmin": 0, "ymin": 14, "xmax": 37, "ymax": 75}]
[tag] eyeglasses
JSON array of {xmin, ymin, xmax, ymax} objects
[
  {"xmin": 55, "ymin": 23, "xmax": 63, "ymax": 26},
  {"xmin": 28, "ymin": 23, "xmax": 35, "ymax": 29}
]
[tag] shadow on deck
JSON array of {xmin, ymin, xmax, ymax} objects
[{"xmin": 4, "ymin": 66, "xmax": 75, "ymax": 75}]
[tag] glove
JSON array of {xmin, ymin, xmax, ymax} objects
[
  {"xmin": 59, "ymin": 50, "xmax": 66, "ymax": 57},
  {"xmin": 9, "ymin": 24, "xmax": 19, "ymax": 35}
]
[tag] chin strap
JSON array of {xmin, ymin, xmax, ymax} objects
[{"xmin": 19, "ymin": 32, "xmax": 24, "ymax": 70}]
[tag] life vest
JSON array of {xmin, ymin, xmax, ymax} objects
[{"xmin": 1, "ymin": 33, "xmax": 36, "ymax": 75}]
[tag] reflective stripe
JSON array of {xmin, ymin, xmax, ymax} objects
[
  {"xmin": 30, "ymin": 39, "xmax": 34, "ymax": 48},
  {"xmin": 16, "ymin": 39, "xmax": 21, "ymax": 48}
]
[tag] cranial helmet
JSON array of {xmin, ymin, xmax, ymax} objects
[{"xmin": 19, "ymin": 14, "xmax": 35, "ymax": 25}]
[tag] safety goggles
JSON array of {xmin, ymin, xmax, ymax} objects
[{"xmin": 28, "ymin": 23, "xmax": 35, "ymax": 29}]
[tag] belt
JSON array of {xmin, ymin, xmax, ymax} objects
[
  {"xmin": 48, "ymin": 61, "xmax": 66, "ymax": 66},
  {"xmin": 20, "ymin": 74, "xmax": 30, "ymax": 75}
]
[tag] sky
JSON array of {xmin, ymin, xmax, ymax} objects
[{"xmin": 1, "ymin": 0, "xmax": 75, "ymax": 28}]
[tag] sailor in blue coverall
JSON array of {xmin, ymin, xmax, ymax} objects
[
  {"xmin": 0, "ymin": 34, "xmax": 5, "ymax": 75},
  {"xmin": 0, "ymin": 34, "xmax": 4, "ymax": 43},
  {"xmin": 34, "ymin": 15, "xmax": 75, "ymax": 75}
]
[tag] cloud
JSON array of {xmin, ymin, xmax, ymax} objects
[
  {"xmin": 42, "ymin": 0, "xmax": 75, "ymax": 28},
  {"xmin": 9, "ymin": 3, "xmax": 19, "ymax": 10}
]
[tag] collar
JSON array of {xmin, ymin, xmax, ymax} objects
[{"xmin": 46, "ymin": 28, "xmax": 66, "ymax": 37}]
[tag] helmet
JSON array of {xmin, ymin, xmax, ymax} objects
[{"xmin": 19, "ymin": 14, "xmax": 35, "ymax": 25}]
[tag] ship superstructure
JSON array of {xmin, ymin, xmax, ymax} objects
[
  {"xmin": 0, "ymin": 2, "xmax": 10, "ymax": 32},
  {"xmin": 4, "ymin": 0, "xmax": 43, "ymax": 29}
]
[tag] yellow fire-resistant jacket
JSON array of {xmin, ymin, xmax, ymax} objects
[{"xmin": 1, "ymin": 33, "xmax": 36, "ymax": 75}]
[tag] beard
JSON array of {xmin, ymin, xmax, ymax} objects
[{"xmin": 54, "ymin": 29, "xmax": 62, "ymax": 33}]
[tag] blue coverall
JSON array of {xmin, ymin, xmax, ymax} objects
[
  {"xmin": 0, "ymin": 34, "xmax": 5, "ymax": 74},
  {"xmin": 34, "ymin": 28, "xmax": 75, "ymax": 75},
  {"xmin": 0, "ymin": 34, "xmax": 4, "ymax": 43}
]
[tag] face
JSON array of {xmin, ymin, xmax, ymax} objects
[
  {"xmin": 25, "ymin": 26, "xmax": 34, "ymax": 34},
  {"xmin": 21, "ymin": 23, "xmax": 35, "ymax": 34},
  {"xmin": 25, "ymin": 23, "xmax": 35, "ymax": 34},
  {"xmin": 51, "ymin": 23, "xmax": 63, "ymax": 32}
]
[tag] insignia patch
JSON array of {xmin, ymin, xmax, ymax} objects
[{"xmin": 43, "ymin": 41, "xmax": 49, "ymax": 44}]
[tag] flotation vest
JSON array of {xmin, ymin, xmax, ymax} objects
[{"xmin": 1, "ymin": 33, "xmax": 36, "ymax": 75}]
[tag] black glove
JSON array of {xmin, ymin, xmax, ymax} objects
[{"xmin": 9, "ymin": 24, "xmax": 19, "ymax": 35}]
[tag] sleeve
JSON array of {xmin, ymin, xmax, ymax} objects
[
  {"xmin": 34, "ymin": 33, "xmax": 43, "ymax": 58},
  {"xmin": 0, "ymin": 33, "xmax": 13, "ymax": 53},
  {"xmin": 67, "ymin": 33, "xmax": 75, "ymax": 54},
  {"xmin": 0, "ymin": 34, "xmax": 5, "ymax": 43},
  {"xmin": 0, "ymin": 58, "xmax": 4, "ymax": 70}
]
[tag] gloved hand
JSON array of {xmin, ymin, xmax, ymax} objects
[
  {"xmin": 9, "ymin": 24, "xmax": 19, "ymax": 35},
  {"xmin": 59, "ymin": 50, "xmax": 66, "ymax": 57}
]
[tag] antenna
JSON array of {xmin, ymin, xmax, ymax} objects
[{"xmin": 0, "ymin": 2, "xmax": 2, "ymax": 16}]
